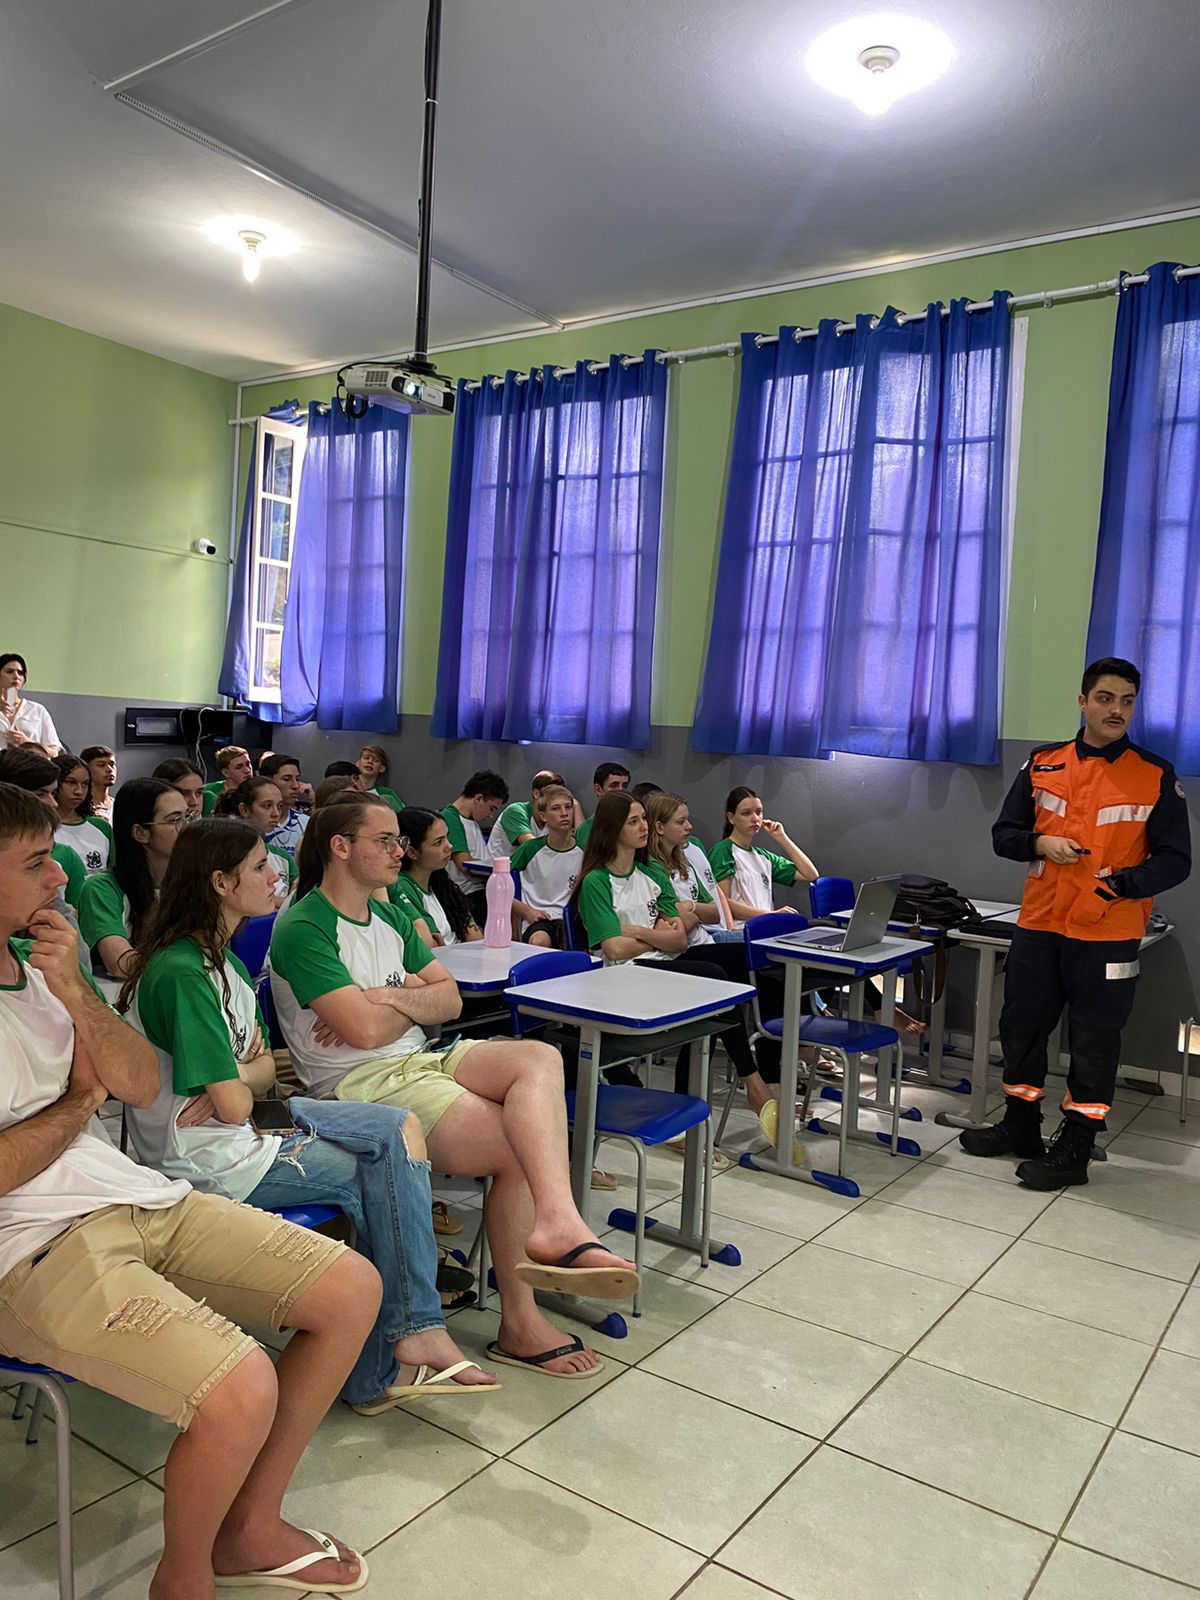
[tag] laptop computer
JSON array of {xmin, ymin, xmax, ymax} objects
[{"xmin": 774, "ymin": 876, "xmax": 902, "ymax": 953}]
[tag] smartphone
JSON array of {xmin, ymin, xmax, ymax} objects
[
  {"xmin": 251, "ymin": 1099, "xmax": 299, "ymax": 1136},
  {"xmin": 3, "ymin": 688, "xmax": 16, "ymax": 708}
]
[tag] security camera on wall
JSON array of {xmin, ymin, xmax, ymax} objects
[{"xmin": 192, "ymin": 538, "xmax": 219, "ymax": 556}]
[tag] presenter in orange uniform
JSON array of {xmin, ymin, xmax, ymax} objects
[{"xmin": 962, "ymin": 658, "xmax": 1191, "ymax": 1189}]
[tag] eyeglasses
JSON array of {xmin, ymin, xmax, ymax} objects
[
  {"xmin": 364, "ymin": 833, "xmax": 409, "ymax": 855},
  {"xmin": 155, "ymin": 813, "xmax": 189, "ymax": 832}
]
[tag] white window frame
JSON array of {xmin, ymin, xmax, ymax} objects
[{"xmin": 247, "ymin": 416, "xmax": 305, "ymax": 705}]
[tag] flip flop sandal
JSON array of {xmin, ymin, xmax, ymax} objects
[
  {"xmin": 486, "ymin": 1335, "xmax": 604, "ymax": 1380},
  {"xmin": 757, "ymin": 1100, "xmax": 807, "ymax": 1166},
  {"xmin": 440, "ymin": 1286, "xmax": 478, "ymax": 1310},
  {"xmin": 350, "ymin": 1361, "xmax": 498, "ymax": 1415},
  {"xmin": 662, "ymin": 1135, "xmax": 732, "ymax": 1173},
  {"xmin": 514, "ymin": 1243, "xmax": 638, "ymax": 1300},
  {"xmin": 215, "ymin": 1528, "xmax": 368, "ymax": 1592},
  {"xmin": 437, "ymin": 1253, "xmax": 476, "ymax": 1294},
  {"xmin": 431, "ymin": 1201, "xmax": 463, "ymax": 1237},
  {"xmin": 590, "ymin": 1168, "xmax": 619, "ymax": 1190}
]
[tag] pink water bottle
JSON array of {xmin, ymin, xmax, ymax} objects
[{"xmin": 484, "ymin": 857, "xmax": 514, "ymax": 948}]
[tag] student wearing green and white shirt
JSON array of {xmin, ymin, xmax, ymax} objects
[
  {"xmin": 81, "ymin": 745, "xmax": 117, "ymax": 824},
  {"xmin": 201, "ymin": 744, "xmax": 253, "ymax": 817},
  {"xmin": 511, "ymin": 785, "xmax": 582, "ymax": 949},
  {"xmin": 52, "ymin": 752, "xmax": 113, "ymax": 876},
  {"xmin": 442, "ymin": 769, "xmax": 508, "ymax": 909},
  {"xmin": 708, "ymin": 786, "xmax": 818, "ymax": 926},
  {"xmin": 0, "ymin": 747, "xmax": 89, "ymax": 958},
  {"xmin": 489, "ymin": 769, "xmax": 562, "ymax": 860},
  {"xmin": 153, "ymin": 757, "xmax": 206, "ymax": 821},
  {"xmin": 356, "ymin": 744, "xmax": 404, "ymax": 814},
  {"xmin": 390, "ymin": 807, "xmax": 481, "ymax": 949},
  {"xmin": 573, "ymin": 761, "xmax": 631, "ymax": 849},
  {"xmin": 123, "ymin": 816, "xmax": 495, "ymax": 1409},
  {"xmin": 215, "ymin": 777, "xmax": 297, "ymax": 904},
  {"xmin": 78, "ymin": 778, "xmax": 186, "ymax": 984},
  {"xmin": 269, "ymin": 794, "xmax": 638, "ymax": 1376},
  {"xmin": 259, "ymin": 753, "xmax": 312, "ymax": 858}
]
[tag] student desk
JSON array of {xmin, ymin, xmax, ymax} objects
[
  {"xmin": 434, "ymin": 941, "xmax": 596, "ymax": 993},
  {"xmin": 461, "ymin": 859, "xmax": 493, "ymax": 879},
  {"xmin": 506, "ymin": 964, "xmax": 754, "ymax": 1264},
  {"xmin": 746, "ymin": 933, "xmax": 933, "ymax": 1198}
]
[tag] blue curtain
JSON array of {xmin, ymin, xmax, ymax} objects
[
  {"xmin": 432, "ymin": 352, "xmax": 666, "ymax": 747},
  {"xmin": 1086, "ymin": 261, "xmax": 1200, "ymax": 774},
  {"xmin": 278, "ymin": 402, "xmax": 408, "ymax": 730},
  {"xmin": 693, "ymin": 294, "xmax": 1011, "ymax": 764}
]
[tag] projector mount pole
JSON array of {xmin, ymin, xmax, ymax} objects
[{"xmin": 411, "ymin": 0, "xmax": 441, "ymax": 374}]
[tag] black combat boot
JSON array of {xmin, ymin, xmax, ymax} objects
[
  {"xmin": 958, "ymin": 1098, "xmax": 1045, "ymax": 1160},
  {"xmin": 1015, "ymin": 1118, "xmax": 1094, "ymax": 1190}
]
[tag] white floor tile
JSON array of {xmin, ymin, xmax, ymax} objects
[
  {"xmin": 1066, "ymin": 1432, "xmax": 1200, "ymax": 1586},
  {"xmin": 512, "ymin": 1368, "xmax": 813, "ymax": 1555},
  {"xmin": 1163, "ymin": 1287, "xmax": 1200, "ymax": 1358},
  {"xmin": 676, "ymin": 1567, "xmax": 786, "ymax": 1600},
  {"xmin": 642, "ymin": 1297, "xmax": 896, "ymax": 1438},
  {"xmin": 912, "ymin": 1292, "xmax": 1152, "ymax": 1424},
  {"xmin": 0, "ymin": 1478, "xmax": 164, "ymax": 1600},
  {"xmin": 832, "ymin": 1360, "xmax": 1108, "ymax": 1532},
  {"xmin": 363, "ymin": 1459, "xmax": 702, "ymax": 1599},
  {"xmin": 595, "ymin": 1266, "xmax": 729, "ymax": 1364},
  {"xmin": 1024, "ymin": 1195, "xmax": 1200, "ymax": 1282},
  {"xmin": 1067, "ymin": 1141, "xmax": 1200, "ymax": 1229},
  {"xmin": 602, "ymin": 1210, "xmax": 801, "ymax": 1294},
  {"xmin": 0, "ymin": 1410, "xmax": 134, "ymax": 1551},
  {"xmin": 61, "ymin": 1384, "xmax": 177, "ymax": 1476},
  {"xmin": 739, "ymin": 1244, "xmax": 962, "ymax": 1352},
  {"xmin": 1120, "ymin": 1100, "xmax": 1200, "ymax": 1149},
  {"xmin": 817, "ymin": 1197, "xmax": 1013, "ymax": 1286},
  {"xmin": 1031, "ymin": 1542, "xmax": 1199, "ymax": 1600},
  {"xmin": 878, "ymin": 1163, "xmax": 1056, "ymax": 1234},
  {"xmin": 1107, "ymin": 1129, "xmax": 1200, "ymax": 1177},
  {"xmin": 702, "ymin": 1166, "xmax": 863, "ymax": 1239},
  {"xmin": 974, "ymin": 1241, "xmax": 1186, "ymax": 1344},
  {"xmin": 1121, "ymin": 1349, "xmax": 1200, "ymax": 1457},
  {"xmin": 719, "ymin": 1445, "xmax": 1050, "ymax": 1600}
]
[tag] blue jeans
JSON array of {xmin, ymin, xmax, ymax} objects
[
  {"xmin": 711, "ymin": 928, "xmax": 743, "ymax": 944},
  {"xmin": 244, "ymin": 1097, "xmax": 443, "ymax": 1406}
]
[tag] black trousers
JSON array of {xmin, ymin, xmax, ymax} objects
[
  {"xmin": 635, "ymin": 948, "xmax": 768, "ymax": 1092},
  {"xmin": 998, "ymin": 927, "xmax": 1140, "ymax": 1129}
]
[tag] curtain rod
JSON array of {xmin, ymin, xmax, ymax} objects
[{"xmin": 458, "ymin": 265, "xmax": 1199, "ymax": 391}]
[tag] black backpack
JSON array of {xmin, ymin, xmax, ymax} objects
[{"xmin": 891, "ymin": 875, "xmax": 978, "ymax": 934}]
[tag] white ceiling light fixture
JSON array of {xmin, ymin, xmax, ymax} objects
[
  {"xmin": 805, "ymin": 13, "xmax": 953, "ymax": 116},
  {"xmin": 203, "ymin": 215, "xmax": 298, "ymax": 284}
]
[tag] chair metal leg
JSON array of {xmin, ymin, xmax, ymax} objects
[
  {"xmin": 467, "ymin": 1176, "xmax": 492, "ymax": 1306},
  {"xmin": 13, "ymin": 1372, "xmax": 74, "ymax": 1600},
  {"xmin": 715, "ymin": 1071, "xmax": 739, "ymax": 1147},
  {"xmin": 632, "ymin": 1138, "xmax": 647, "ymax": 1318},
  {"xmin": 838, "ymin": 1050, "xmax": 855, "ymax": 1178},
  {"xmin": 26, "ymin": 1386, "xmax": 47, "ymax": 1444},
  {"xmin": 12, "ymin": 1380, "xmax": 33, "ymax": 1421},
  {"xmin": 700, "ymin": 1116, "xmax": 713, "ymax": 1270}
]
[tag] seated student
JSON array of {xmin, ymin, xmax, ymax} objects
[
  {"xmin": 81, "ymin": 744, "xmax": 117, "ymax": 823},
  {"xmin": 269, "ymin": 795, "xmax": 638, "ymax": 1376},
  {"xmin": 442, "ymin": 770, "xmax": 509, "ymax": 916},
  {"xmin": 215, "ymin": 777, "xmax": 297, "ymax": 902},
  {"xmin": 511, "ymin": 785, "xmax": 583, "ymax": 949},
  {"xmin": 0, "ymin": 781, "xmax": 379, "ymax": 1597},
  {"xmin": 673, "ymin": 798, "xmax": 739, "ymax": 940},
  {"xmin": 391, "ymin": 807, "xmax": 481, "ymax": 948},
  {"xmin": 0, "ymin": 652, "xmax": 61, "ymax": 756},
  {"xmin": 259, "ymin": 752, "xmax": 311, "ymax": 858},
  {"xmin": 356, "ymin": 745, "xmax": 404, "ymax": 813},
  {"xmin": 708, "ymin": 786, "xmax": 818, "ymax": 926},
  {"xmin": 489, "ymin": 770, "xmax": 562, "ymax": 860},
  {"xmin": 314, "ymin": 772, "xmax": 358, "ymax": 808},
  {"xmin": 324, "ymin": 759, "xmax": 364, "ymax": 789},
  {"xmin": 574, "ymin": 761, "xmax": 632, "ymax": 847},
  {"xmin": 153, "ymin": 756, "xmax": 206, "ymax": 821},
  {"xmin": 121, "ymin": 818, "xmax": 495, "ymax": 1408},
  {"xmin": 0, "ymin": 749, "xmax": 88, "ymax": 945},
  {"xmin": 78, "ymin": 778, "xmax": 185, "ymax": 984},
  {"xmin": 51, "ymin": 753, "xmax": 112, "ymax": 877},
  {"xmin": 201, "ymin": 744, "xmax": 254, "ymax": 816}
]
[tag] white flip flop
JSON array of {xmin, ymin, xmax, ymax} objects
[
  {"xmin": 215, "ymin": 1528, "xmax": 368, "ymax": 1593},
  {"xmin": 351, "ymin": 1360, "xmax": 498, "ymax": 1413}
]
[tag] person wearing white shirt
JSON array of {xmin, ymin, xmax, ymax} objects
[
  {"xmin": 81, "ymin": 744, "xmax": 117, "ymax": 823},
  {"xmin": 510, "ymin": 785, "xmax": 583, "ymax": 949},
  {"xmin": 0, "ymin": 780, "xmax": 378, "ymax": 1598},
  {"xmin": 0, "ymin": 654, "xmax": 60, "ymax": 758}
]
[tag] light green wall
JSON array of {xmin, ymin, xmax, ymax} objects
[
  {"xmin": 0, "ymin": 301, "xmax": 235, "ymax": 702},
  {"xmin": 248, "ymin": 215, "xmax": 1200, "ymax": 741}
]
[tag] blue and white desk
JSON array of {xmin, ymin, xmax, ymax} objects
[
  {"xmin": 506, "ymin": 964, "xmax": 754, "ymax": 1262},
  {"xmin": 748, "ymin": 932, "xmax": 933, "ymax": 1197},
  {"xmin": 461, "ymin": 859, "xmax": 493, "ymax": 880},
  {"xmin": 436, "ymin": 940, "xmax": 595, "ymax": 993}
]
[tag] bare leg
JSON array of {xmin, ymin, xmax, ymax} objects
[
  {"xmin": 528, "ymin": 929, "xmax": 553, "ymax": 948},
  {"xmin": 428, "ymin": 1095, "xmax": 600, "ymax": 1375},
  {"xmin": 211, "ymin": 1250, "xmax": 381, "ymax": 1587}
]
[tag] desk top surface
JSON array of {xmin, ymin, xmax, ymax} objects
[
  {"xmin": 435, "ymin": 940, "xmax": 579, "ymax": 990},
  {"xmin": 507, "ymin": 963, "xmax": 755, "ymax": 1028},
  {"xmin": 755, "ymin": 931, "xmax": 933, "ymax": 972}
]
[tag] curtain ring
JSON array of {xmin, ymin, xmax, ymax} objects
[{"xmin": 1173, "ymin": 265, "xmax": 1184, "ymax": 282}]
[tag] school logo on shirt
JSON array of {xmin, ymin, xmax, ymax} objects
[
  {"xmin": 385, "ymin": 970, "xmax": 405, "ymax": 989},
  {"xmin": 86, "ymin": 851, "xmax": 102, "ymax": 871},
  {"xmin": 648, "ymin": 894, "xmax": 661, "ymax": 920},
  {"xmin": 231, "ymin": 1020, "xmax": 248, "ymax": 1058}
]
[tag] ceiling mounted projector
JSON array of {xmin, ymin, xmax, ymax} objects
[{"xmin": 340, "ymin": 361, "xmax": 455, "ymax": 417}]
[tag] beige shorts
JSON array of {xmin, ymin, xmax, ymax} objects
[
  {"xmin": 334, "ymin": 1038, "xmax": 479, "ymax": 1133},
  {"xmin": 0, "ymin": 1192, "xmax": 344, "ymax": 1430}
]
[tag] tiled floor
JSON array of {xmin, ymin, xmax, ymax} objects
[{"xmin": 3, "ymin": 1079, "xmax": 1200, "ymax": 1599}]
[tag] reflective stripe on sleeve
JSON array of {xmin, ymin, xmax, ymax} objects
[
  {"xmin": 1033, "ymin": 789, "xmax": 1068, "ymax": 817},
  {"xmin": 1105, "ymin": 960, "xmax": 1140, "ymax": 980},
  {"xmin": 1061, "ymin": 1095, "xmax": 1110, "ymax": 1120},
  {"xmin": 1096, "ymin": 804, "xmax": 1154, "ymax": 826}
]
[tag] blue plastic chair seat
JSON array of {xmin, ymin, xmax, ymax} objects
[
  {"xmin": 566, "ymin": 1085, "xmax": 710, "ymax": 1146},
  {"xmin": 762, "ymin": 1015, "xmax": 900, "ymax": 1053},
  {"xmin": 0, "ymin": 1359, "xmax": 74, "ymax": 1383},
  {"xmin": 229, "ymin": 913, "xmax": 276, "ymax": 980},
  {"xmin": 269, "ymin": 1205, "xmax": 343, "ymax": 1230}
]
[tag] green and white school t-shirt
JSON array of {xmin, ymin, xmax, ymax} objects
[
  {"xmin": 267, "ymin": 844, "xmax": 297, "ymax": 904},
  {"xmin": 683, "ymin": 837, "xmax": 732, "ymax": 929},
  {"xmin": 389, "ymin": 872, "xmax": 466, "ymax": 946},
  {"xmin": 363, "ymin": 784, "xmax": 404, "ymax": 814},
  {"xmin": 575, "ymin": 814, "xmax": 593, "ymax": 849},
  {"xmin": 575, "ymin": 860, "xmax": 679, "ymax": 963},
  {"xmin": 441, "ymin": 804, "xmax": 486, "ymax": 890},
  {"xmin": 51, "ymin": 842, "xmax": 85, "ymax": 911},
  {"xmin": 707, "ymin": 838, "xmax": 797, "ymax": 920},
  {"xmin": 510, "ymin": 836, "xmax": 582, "ymax": 918},
  {"xmin": 660, "ymin": 855, "xmax": 716, "ymax": 948},
  {"xmin": 489, "ymin": 800, "xmax": 543, "ymax": 860},
  {"xmin": 127, "ymin": 941, "xmax": 277, "ymax": 1200},
  {"xmin": 54, "ymin": 817, "xmax": 113, "ymax": 877},
  {"xmin": 201, "ymin": 781, "xmax": 225, "ymax": 817},
  {"xmin": 77, "ymin": 870, "xmax": 133, "ymax": 950},
  {"xmin": 268, "ymin": 891, "xmax": 436, "ymax": 1098}
]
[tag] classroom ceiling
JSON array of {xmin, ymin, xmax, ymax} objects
[{"xmin": 5, "ymin": 0, "xmax": 1200, "ymax": 382}]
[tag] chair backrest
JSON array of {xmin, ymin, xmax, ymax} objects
[
  {"xmin": 257, "ymin": 974, "xmax": 286, "ymax": 1050},
  {"xmin": 562, "ymin": 901, "xmax": 586, "ymax": 952},
  {"xmin": 809, "ymin": 875, "xmax": 855, "ymax": 919},
  {"xmin": 506, "ymin": 949, "xmax": 593, "ymax": 1036},
  {"xmin": 229, "ymin": 912, "xmax": 276, "ymax": 980},
  {"xmin": 743, "ymin": 910, "xmax": 809, "ymax": 972}
]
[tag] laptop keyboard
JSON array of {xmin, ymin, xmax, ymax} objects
[{"xmin": 795, "ymin": 931, "xmax": 846, "ymax": 949}]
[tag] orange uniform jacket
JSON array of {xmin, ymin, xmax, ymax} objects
[{"xmin": 993, "ymin": 733, "xmax": 1190, "ymax": 942}]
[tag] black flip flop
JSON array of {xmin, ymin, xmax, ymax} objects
[
  {"xmin": 513, "ymin": 1242, "xmax": 638, "ymax": 1301},
  {"xmin": 485, "ymin": 1335, "xmax": 604, "ymax": 1380}
]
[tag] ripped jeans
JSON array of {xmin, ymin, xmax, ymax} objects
[{"xmin": 244, "ymin": 1096, "xmax": 445, "ymax": 1406}]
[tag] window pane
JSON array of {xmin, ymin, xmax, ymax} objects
[
  {"xmin": 255, "ymin": 563, "xmax": 288, "ymax": 628},
  {"xmin": 259, "ymin": 501, "xmax": 291, "ymax": 563},
  {"xmin": 264, "ymin": 438, "xmax": 294, "ymax": 496},
  {"xmin": 254, "ymin": 628, "xmax": 282, "ymax": 692}
]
